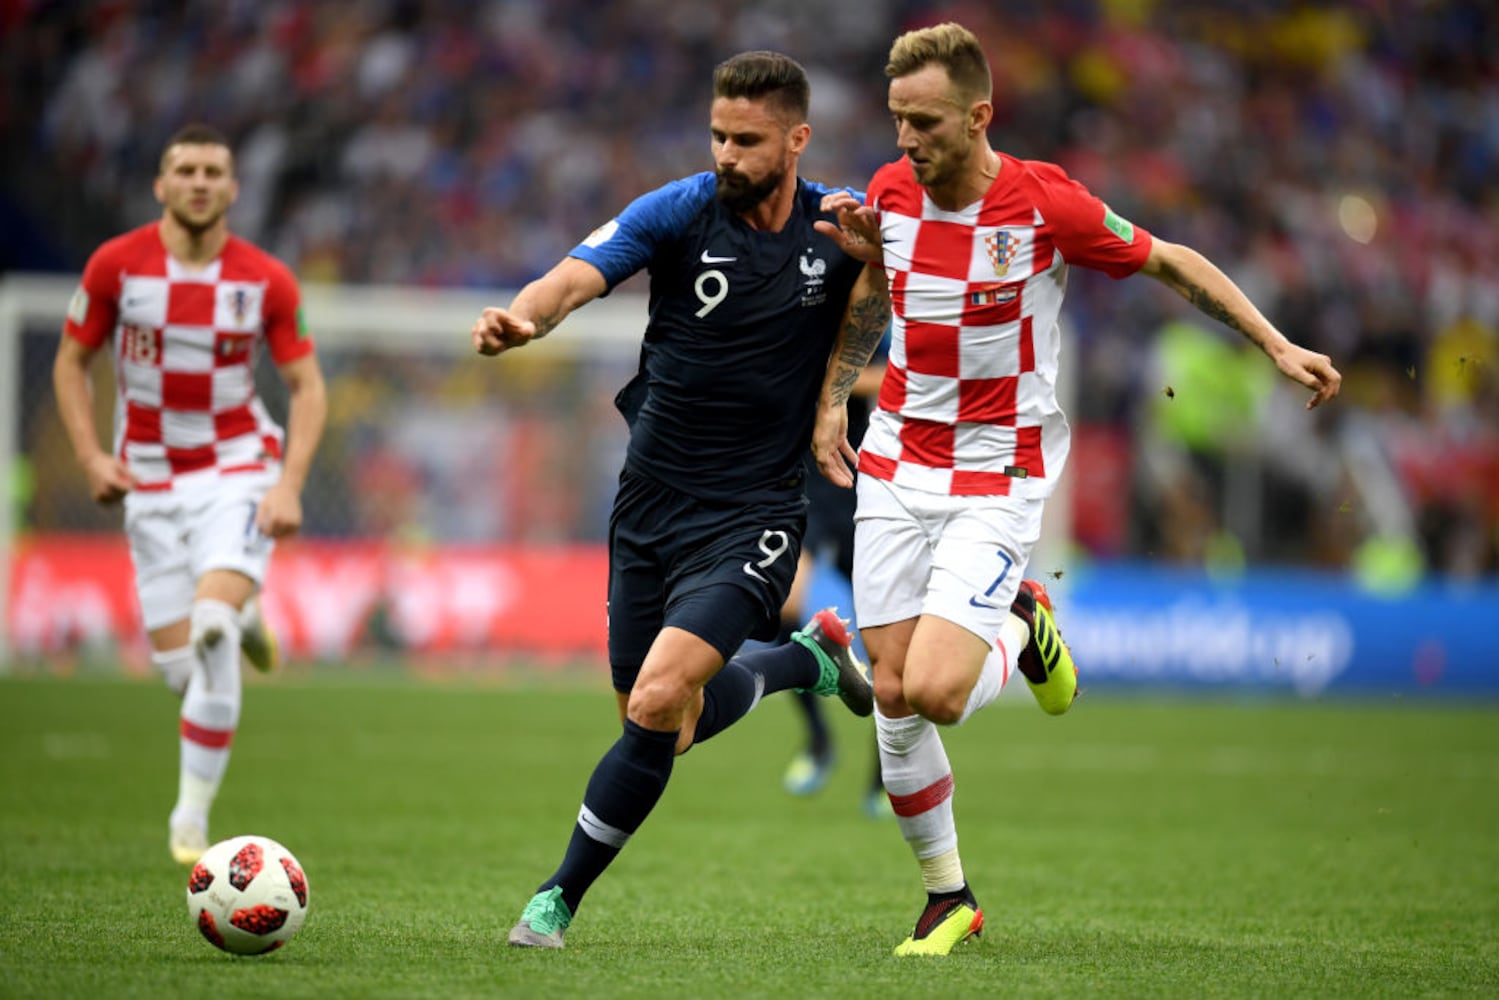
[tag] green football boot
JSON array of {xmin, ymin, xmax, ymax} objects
[
  {"xmin": 507, "ymin": 886, "xmax": 572, "ymax": 949},
  {"xmin": 792, "ymin": 609, "xmax": 873, "ymax": 717}
]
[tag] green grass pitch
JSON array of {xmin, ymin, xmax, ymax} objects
[{"xmin": 1, "ymin": 671, "xmax": 1496, "ymax": 998}]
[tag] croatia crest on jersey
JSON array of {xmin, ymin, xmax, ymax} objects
[
  {"xmin": 229, "ymin": 288, "xmax": 250, "ymax": 325},
  {"xmin": 986, "ymin": 229, "xmax": 1020, "ymax": 277},
  {"xmin": 212, "ymin": 282, "xmax": 266, "ymax": 332}
]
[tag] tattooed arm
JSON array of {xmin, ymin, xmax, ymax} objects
[
  {"xmin": 471, "ymin": 257, "xmax": 608, "ymax": 357},
  {"xmin": 1140, "ymin": 239, "xmax": 1343, "ymax": 409},
  {"xmin": 813, "ymin": 262, "xmax": 892, "ymax": 488}
]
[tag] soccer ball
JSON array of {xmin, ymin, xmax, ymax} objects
[{"xmin": 186, "ymin": 835, "xmax": 310, "ymax": 955}]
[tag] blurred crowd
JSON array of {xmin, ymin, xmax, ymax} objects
[{"xmin": 4, "ymin": 0, "xmax": 1497, "ymax": 579}]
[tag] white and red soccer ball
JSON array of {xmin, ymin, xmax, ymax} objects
[{"xmin": 186, "ymin": 835, "xmax": 309, "ymax": 955}]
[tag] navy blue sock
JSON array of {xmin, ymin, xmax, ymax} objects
[
  {"xmin": 540, "ymin": 719, "xmax": 678, "ymax": 916},
  {"xmin": 692, "ymin": 642, "xmax": 819, "ymax": 746},
  {"xmin": 737, "ymin": 639, "xmax": 821, "ymax": 695},
  {"xmin": 693, "ymin": 660, "xmax": 758, "ymax": 745}
]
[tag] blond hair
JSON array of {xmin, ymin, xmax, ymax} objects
[{"xmin": 886, "ymin": 22, "xmax": 992, "ymax": 104}]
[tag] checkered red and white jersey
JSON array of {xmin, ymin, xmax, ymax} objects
[
  {"xmin": 62, "ymin": 222, "xmax": 314, "ymax": 492},
  {"xmin": 859, "ymin": 153, "xmax": 1152, "ymax": 498}
]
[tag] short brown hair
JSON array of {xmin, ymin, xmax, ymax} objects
[
  {"xmin": 712, "ymin": 51, "xmax": 810, "ymax": 123},
  {"xmin": 159, "ymin": 123, "xmax": 233, "ymax": 172},
  {"xmin": 886, "ymin": 23, "xmax": 992, "ymax": 104}
]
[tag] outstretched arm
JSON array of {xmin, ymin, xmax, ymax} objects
[
  {"xmin": 471, "ymin": 257, "xmax": 609, "ymax": 356},
  {"xmin": 813, "ymin": 262, "xmax": 892, "ymax": 488},
  {"xmin": 1140, "ymin": 239, "xmax": 1342, "ymax": 409}
]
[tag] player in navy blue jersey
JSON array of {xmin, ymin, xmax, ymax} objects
[{"xmin": 470, "ymin": 51, "xmax": 892, "ymax": 949}]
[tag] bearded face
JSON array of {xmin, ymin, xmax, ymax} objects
[
  {"xmin": 709, "ymin": 95, "xmax": 802, "ymax": 217},
  {"xmin": 715, "ymin": 162, "xmax": 787, "ymax": 214}
]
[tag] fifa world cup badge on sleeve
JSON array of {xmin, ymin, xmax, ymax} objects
[{"xmin": 1102, "ymin": 206, "xmax": 1135, "ymax": 244}]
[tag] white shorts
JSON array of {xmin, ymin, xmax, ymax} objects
[
  {"xmin": 852, "ymin": 475, "xmax": 1044, "ymax": 645},
  {"xmin": 123, "ymin": 469, "xmax": 279, "ymax": 631}
]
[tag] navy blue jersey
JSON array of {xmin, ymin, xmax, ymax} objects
[{"xmin": 570, "ymin": 172, "xmax": 863, "ymax": 503}]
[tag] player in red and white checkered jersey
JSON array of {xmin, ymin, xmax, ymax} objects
[
  {"xmin": 53, "ymin": 124, "xmax": 327, "ymax": 866},
  {"xmin": 809, "ymin": 23, "xmax": 1343, "ymax": 956}
]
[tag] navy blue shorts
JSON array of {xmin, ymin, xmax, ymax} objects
[{"xmin": 607, "ymin": 468, "xmax": 806, "ymax": 693}]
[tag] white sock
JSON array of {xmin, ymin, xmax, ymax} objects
[
  {"xmin": 152, "ymin": 645, "xmax": 196, "ymax": 696},
  {"xmin": 176, "ymin": 600, "xmax": 243, "ymax": 823},
  {"xmin": 955, "ymin": 613, "xmax": 1030, "ymax": 725},
  {"xmin": 876, "ymin": 709, "xmax": 964, "ymax": 893},
  {"xmin": 237, "ymin": 595, "xmax": 263, "ymax": 638},
  {"xmin": 191, "ymin": 599, "xmax": 242, "ymax": 689},
  {"xmin": 169, "ymin": 774, "xmax": 213, "ymax": 834}
]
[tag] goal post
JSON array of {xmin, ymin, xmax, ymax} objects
[{"xmin": 0, "ymin": 274, "xmax": 77, "ymax": 664}]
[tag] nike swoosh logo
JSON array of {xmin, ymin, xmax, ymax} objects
[
  {"xmin": 700, "ymin": 251, "xmax": 737, "ymax": 264},
  {"xmin": 969, "ymin": 596, "xmax": 1002, "ymax": 609}
]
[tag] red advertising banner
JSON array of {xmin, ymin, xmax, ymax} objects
[{"xmin": 7, "ymin": 535, "xmax": 610, "ymax": 663}]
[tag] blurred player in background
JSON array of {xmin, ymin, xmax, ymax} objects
[
  {"xmin": 776, "ymin": 353, "xmax": 889, "ymax": 817},
  {"xmin": 53, "ymin": 123, "xmax": 327, "ymax": 865},
  {"xmin": 813, "ymin": 23, "xmax": 1343, "ymax": 955},
  {"xmin": 474, "ymin": 50, "xmax": 885, "ymax": 950}
]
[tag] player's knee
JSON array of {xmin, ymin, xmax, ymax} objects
[
  {"xmin": 626, "ymin": 673, "xmax": 694, "ymax": 732},
  {"xmin": 903, "ymin": 675, "xmax": 965, "ymax": 725}
]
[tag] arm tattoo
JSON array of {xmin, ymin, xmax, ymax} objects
[
  {"xmin": 826, "ymin": 364, "xmax": 860, "ymax": 407},
  {"xmin": 843, "ymin": 293, "xmax": 891, "ymax": 363},
  {"xmin": 532, "ymin": 311, "xmax": 561, "ymax": 339},
  {"xmin": 827, "ymin": 292, "xmax": 891, "ymax": 406},
  {"xmin": 1162, "ymin": 261, "xmax": 1247, "ymax": 337}
]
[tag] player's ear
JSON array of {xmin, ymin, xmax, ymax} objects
[
  {"xmin": 789, "ymin": 121, "xmax": 811, "ymax": 155},
  {"xmin": 152, "ymin": 175, "xmax": 166, "ymax": 205},
  {"xmin": 969, "ymin": 99, "xmax": 993, "ymax": 137}
]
